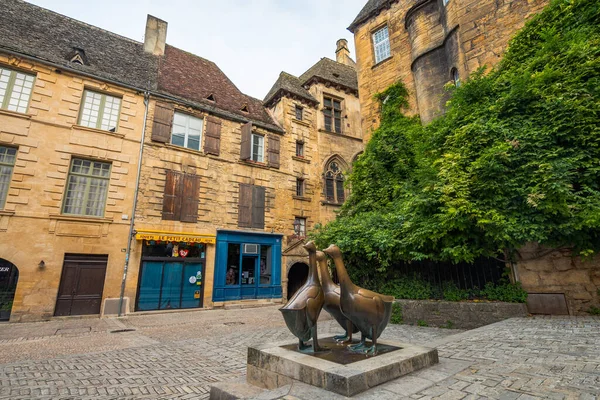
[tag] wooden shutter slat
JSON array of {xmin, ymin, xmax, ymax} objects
[
  {"xmin": 267, "ymin": 135, "xmax": 280, "ymax": 169},
  {"xmin": 152, "ymin": 102, "xmax": 174, "ymax": 143},
  {"xmin": 252, "ymin": 186, "xmax": 266, "ymax": 229},
  {"xmin": 240, "ymin": 122, "xmax": 252, "ymax": 160},
  {"xmin": 204, "ymin": 116, "xmax": 222, "ymax": 156},
  {"xmin": 180, "ymin": 174, "xmax": 200, "ymax": 223},
  {"xmin": 162, "ymin": 170, "xmax": 183, "ymax": 220},
  {"xmin": 238, "ymin": 183, "xmax": 253, "ymax": 228}
]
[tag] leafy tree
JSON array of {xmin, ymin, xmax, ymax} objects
[{"xmin": 312, "ymin": 0, "xmax": 600, "ymax": 273}]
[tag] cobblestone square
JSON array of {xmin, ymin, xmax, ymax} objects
[{"xmin": 0, "ymin": 307, "xmax": 598, "ymax": 399}]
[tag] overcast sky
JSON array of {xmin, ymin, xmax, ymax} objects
[{"xmin": 27, "ymin": 0, "xmax": 367, "ymax": 100}]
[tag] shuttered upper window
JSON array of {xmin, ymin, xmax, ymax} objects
[
  {"xmin": 238, "ymin": 184, "xmax": 266, "ymax": 229},
  {"xmin": 0, "ymin": 146, "xmax": 17, "ymax": 209},
  {"xmin": 78, "ymin": 90, "xmax": 122, "ymax": 132},
  {"xmin": 240, "ymin": 122, "xmax": 280, "ymax": 169},
  {"xmin": 162, "ymin": 170, "xmax": 200, "ymax": 222},
  {"xmin": 251, "ymin": 133, "xmax": 264, "ymax": 162},
  {"xmin": 373, "ymin": 26, "xmax": 391, "ymax": 64},
  {"xmin": 172, "ymin": 112, "xmax": 203, "ymax": 151},
  {"xmin": 62, "ymin": 158, "xmax": 111, "ymax": 217},
  {"xmin": 0, "ymin": 67, "xmax": 35, "ymax": 113}
]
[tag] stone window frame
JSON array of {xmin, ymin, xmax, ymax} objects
[
  {"xmin": 295, "ymin": 140, "xmax": 305, "ymax": 158},
  {"xmin": 0, "ymin": 66, "xmax": 36, "ymax": 114},
  {"xmin": 295, "ymin": 105, "xmax": 304, "ymax": 121},
  {"xmin": 296, "ymin": 177, "xmax": 305, "ymax": 197},
  {"xmin": 171, "ymin": 111, "xmax": 204, "ymax": 152},
  {"xmin": 293, "ymin": 216, "xmax": 307, "ymax": 237},
  {"xmin": 322, "ymin": 95, "xmax": 343, "ymax": 134},
  {"xmin": 62, "ymin": 157, "xmax": 112, "ymax": 218},
  {"xmin": 251, "ymin": 133, "xmax": 265, "ymax": 163},
  {"xmin": 323, "ymin": 157, "xmax": 346, "ymax": 205},
  {"xmin": 0, "ymin": 146, "xmax": 17, "ymax": 209},
  {"xmin": 451, "ymin": 67, "xmax": 460, "ymax": 87},
  {"xmin": 78, "ymin": 89, "xmax": 122, "ymax": 132},
  {"xmin": 372, "ymin": 25, "xmax": 392, "ymax": 65}
]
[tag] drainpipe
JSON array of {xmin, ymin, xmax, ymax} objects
[{"xmin": 118, "ymin": 91, "xmax": 150, "ymax": 317}]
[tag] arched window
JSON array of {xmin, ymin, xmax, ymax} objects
[
  {"xmin": 451, "ymin": 68, "xmax": 460, "ymax": 87},
  {"xmin": 324, "ymin": 159, "xmax": 345, "ymax": 204}
]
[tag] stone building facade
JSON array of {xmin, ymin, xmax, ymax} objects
[
  {"xmin": 349, "ymin": 0, "xmax": 549, "ymax": 135},
  {"xmin": 348, "ymin": 0, "xmax": 599, "ymax": 315},
  {"xmin": 0, "ymin": 1, "xmax": 364, "ymax": 321}
]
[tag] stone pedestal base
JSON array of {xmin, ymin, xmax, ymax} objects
[{"xmin": 242, "ymin": 336, "xmax": 438, "ymax": 397}]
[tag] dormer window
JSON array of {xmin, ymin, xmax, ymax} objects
[
  {"xmin": 69, "ymin": 48, "xmax": 88, "ymax": 66},
  {"xmin": 206, "ymin": 94, "xmax": 215, "ymax": 102},
  {"xmin": 241, "ymin": 105, "xmax": 249, "ymax": 113}
]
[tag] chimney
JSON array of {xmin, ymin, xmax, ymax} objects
[
  {"xmin": 144, "ymin": 15, "xmax": 168, "ymax": 56},
  {"xmin": 335, "ymin": 39, "xmax": 356, "ymax": 68}
]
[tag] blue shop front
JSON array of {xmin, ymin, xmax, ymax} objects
[{"xmin": 212, "ymin": 230, "xmax": 283, "ymax": 302}]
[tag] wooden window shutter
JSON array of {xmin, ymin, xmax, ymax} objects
[
  {"xmin": 204, "ymin": 116, "xmax": 222, "ymax": 156},
  {"xmin": 240, "ymin": 122, "xmax": 252, "ymax": 160},
  {"xmin": 180, "ymin": 174, "xmax": 200, "ymax": 223},
  {"xmin": 251, "ymin": 186, "xmax": 266, "ymax": 229},
  {"xmin": 162, "ymin": 170, "xmax": 183, "ymax": 220},
  {"xmin": 267, "ymin": 135, "xmax": 281, "ymax": 168},
  {"xmin": 151, "ymin": 102, "xmax": 174, "ymax": 143},
  {"xmin": 238, "ymin": 183, "xmax": 253, "ymax": 228}
]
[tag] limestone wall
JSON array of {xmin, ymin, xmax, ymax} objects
[
  {"xmin": 352, "ymin": 0, "xmax": 550, "ymax": 134},
  {"xmin": 0, "ymin": 54, "xmax": 145, "ymax": 321},
  {"xmin": 516, "ymin": 244, "xmax": 600, "ymax": 315}
]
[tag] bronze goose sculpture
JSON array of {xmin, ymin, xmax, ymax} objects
[
  {"xmin": 316, "ymin": 250, "xmax": 358, "ymax": 343},
  {"xmin": 323, "ymin": 244, "xmax": 395, "ymax": 355},
  {"xmin": 279, "ymin": 241, "xmax": 325, "ymax": 352}
]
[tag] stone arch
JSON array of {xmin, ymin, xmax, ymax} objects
[
  {"xmin": 0, "ymin": 258, "xmax": 19, "ymax": 321},
  {"xmin": 351, "ymin": 151, "xmax": 363, "ymax": 166},
  {"xmin": 287, "ymin": 262, "xmax": 309, "ymax": 300}
]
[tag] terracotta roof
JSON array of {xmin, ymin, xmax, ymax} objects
[
  {"xmin": 299, "ymin": 58, "xmax": 358, "ymax": 95},
  {"xmin": 263, "ymin": 72, "xmax": 318, "ymax": 108},
  {"xmin": 0, "ymin": 0, "xmax": 158, "ymax": 90},
  {"xmin": 348, "ymin": 0, "xmax": 399, "ymax": 33},
  {"xmin": 157, "ymin": 46, "xmax": 281, "ymax": 131}
]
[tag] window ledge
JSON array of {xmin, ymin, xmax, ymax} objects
[
  {"xmin": 292, "ymin": 156, "xmax": 310, "ymax": 164},
  {"xmin": 372, "ymin": 55, "xmax": 393, "ymax": 70},
  {"xmin": 49, "ymin": 214, "xmax": 113, "ymax": 223},
  {"xmin": 292, "ymin": 118, "xmax": 310, "ymax": 127},
  {"xmin": 318, "ymin": 129, "xmax": 363, "ymax": 142},
  {"xmin": 0, "ymin": 108, "xmax": 32, "ymax": 120},
  {"xmin": 239, "ymin": 159, "xmax": 272, "ymax": 170},
  {"xmin": 72, "ymin": 124, "xmax": 125, "ymax": 138},
  {"xmin": 321, "ymin": 201, "xmax": 343, "ymax": 207},
  {"xmin": 0, "ymin": 210, "xmax": 15, "ymax": 216},
  {"xmin": 165, "ymin": 143, "xmax": 205, "ymax": 156},
  {"xmin": 293, "ymin": 195, "xmax": 311, "ymax": 202}
]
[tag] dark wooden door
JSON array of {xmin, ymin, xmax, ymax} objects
[{"xmin": 55, "ymin": 254, "xmax": 108, "ymax": 316}]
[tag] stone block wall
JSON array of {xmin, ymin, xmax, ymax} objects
[
  {"xmin": 0, "ymin": 53, "xmax": 145, "ymax": 321},
  {"xmin": 352, "ymin": 0, "xmax": 550, "ymax": 134},
  {"xmin": 516, "ymin": 243, "xmax": 600, "ymax": 315}
]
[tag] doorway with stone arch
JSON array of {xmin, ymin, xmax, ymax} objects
[
  {"xmin": 0, "ymin": 259, "xmax": 18, "ymax": 321},
  {"xmin": 287, "ymin": 262, "xmax": 309, "ymax": 300}
]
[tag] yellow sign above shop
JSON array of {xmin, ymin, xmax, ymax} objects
[{"xmin": 135, "ymin": 230, "xmax": 216, "ymax": 244}]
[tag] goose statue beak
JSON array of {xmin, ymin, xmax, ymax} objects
[
  {"xmin": 303, "ymin": 241, "xmax": 317, "ymax": 252},
  {"xmin": 323, "ymin": 244, "xmax": 340, "ymax": 256},
  {"xmin": 316, "ymin": 251, "xmax": 326, "ymax": 262}
]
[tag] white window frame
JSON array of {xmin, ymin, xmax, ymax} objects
[
  {"xmin": 171, "ymin": 112, "xmax": 204, "ymax": 151},
  {"xmin": 251, "ymin": 133, "xmax": 264, "ymax": 163},
  {"xmin": 0, "ymin": 146, "xmax": 17, "ymax": 209},
  {"xmin": 78, "ymin": 90, "xmax": 122, "ymax": 132},
  {"xmin": 373, "ymin": 26, "xmax": 391, "ymax": 64},
  {"xmin": 294, "ymin": 217, "xmax": 306, "ymax": 237},
  {"xmin": 0, "ymin": 67, "xmax": 35, "ymax": 114},
  {"xmin": 62, "ymin": 158, "xmax": 111, "ymax": 217}
]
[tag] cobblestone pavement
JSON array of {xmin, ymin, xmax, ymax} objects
[{"xmin": 0, "ymin": 307, "xmax": 598, "ymax": 399}]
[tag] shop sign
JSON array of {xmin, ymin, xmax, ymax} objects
[{"xmin": 136, "ymin": 231, "xmax": 216, "ymax": 244}]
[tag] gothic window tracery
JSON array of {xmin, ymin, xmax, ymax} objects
[{"xmin": 324, "ymin": 159, "xmax": 345, "ymax": 204}]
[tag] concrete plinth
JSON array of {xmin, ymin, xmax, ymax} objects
[{"xmin": 244, "ymin": 336, "xmax": 438, "ymax": 397}]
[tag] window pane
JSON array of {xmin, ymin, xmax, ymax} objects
[
  {"xmin": 0, "ymin": 68, "xmax": 34, "ymax": 113},
  {"xmin": 100, "ymin": 96, "xmax": 121, "ymax": 131},
  {"xmin": 324, "ymin": 98, "xmax": 332, "ymax": 107},
  {"xmin": 171, "ymin": 112, "xmax": 203, "ymax": 151},
  {"xmin": 226, "ymin": 244, "xmax": 240, "ymax": 286},
  {"xmin": 295, "ymin": 106, "xmax": 303, "ymax": 120},
  {"xmin": 252, "ymin": 134, "xmax": 264, "ymax": 162},
  {"xmin": 335, "ymin": 118, "xmax": 342, "ymax": 133},
  {"xmin": 336, "ymin": 179, "xmax": 345, "ymax": 203},
  {"xmin": 296, "ymin": 179, "xmax": 304, "ymax": 196},
  {"xmin": 325, "ymin": 178, "xmax": 335, "ymax": 201},
  {"xmin": 259, "ymin": 246, "xmax": 272, "ymax": 285},
  {"xmin": 0, "ymin": 165, "xmax": 13, "ymax": 208},
  {"xmin": 296, "ymin": 142, "xmax": 304, "ymax": 157},
  {"xmin": 373, "ymin": 26, "xmax": 391, "ymax": 64},
  {"xmin": 241, "ymin": 256, "xmax": 255, "ymax": 285},
  {"xmin": 324, "ymin": 115, "xmax": 332, "ymax": 131},
  {"xmin": 0, "ymin": 146, "xmax": 17, "ymax": 165},
  {"xmin": 0, "ymin": 69, "xmax": 11, "ymax": 106},
  {"xmin": 63, "ymin": 158, "xmax": 110, "ymax": 216}
]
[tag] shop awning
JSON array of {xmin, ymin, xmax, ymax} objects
[{"xmin": 135, "ymin": 230, "xmax": 216, "ymax": 244}]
